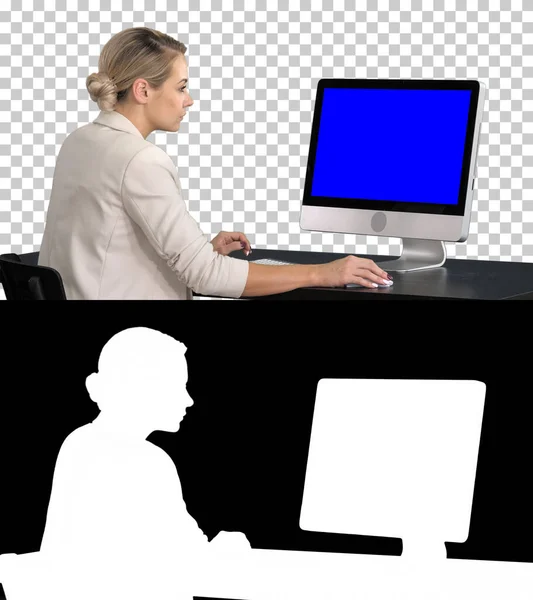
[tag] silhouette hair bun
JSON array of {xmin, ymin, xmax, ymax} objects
[{"xmin": 86, "ymin": 72, "xmax": 117, "ymax": 112}]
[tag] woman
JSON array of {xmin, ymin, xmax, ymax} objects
[{"xmin": 38, "ymin": 27, "xmax": 391, "ymax": 300}]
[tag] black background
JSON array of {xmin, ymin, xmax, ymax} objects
[{"xmin": 0, "ymin": 300, "xmax": 531, "ymax": 567}]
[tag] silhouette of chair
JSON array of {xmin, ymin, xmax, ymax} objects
[{"xmin": 0, "ymin": 254, "xmax": 66, "ymax": 300}]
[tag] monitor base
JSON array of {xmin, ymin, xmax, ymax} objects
[{"xmin": 376, "ymin": 239, "xmax": 447, "ymax": 273}]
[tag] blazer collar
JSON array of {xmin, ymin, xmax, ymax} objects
[{"xmin": 93, "ymin": 110, "xmax": 145, "ymax": 139}]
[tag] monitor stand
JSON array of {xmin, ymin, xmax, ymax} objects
[
  {"xmin": 400, "ymin": 536, "xmax": 448, "ymax": 600},
  {"xmin": 376, "ymin": 239, "xmax": 447, "ymax": 273},
  {"xmin": 401, "ymin": 536, "xmax": 448, "ymax": 562}
]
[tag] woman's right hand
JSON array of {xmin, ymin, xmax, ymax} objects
[
  {"xmin": 0, "ymin": 553, "xmax": 18, "ymax": 580},
  {"xmin": 209, "ymin": 531, "xmax": 252, "ymax": 555},
  {"xmin": 314, "ymin": 255, "xmax": 392, "ymax": 289}
]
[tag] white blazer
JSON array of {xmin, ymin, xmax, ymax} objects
[{"xmin": 38, "ymin": 110, "xmax": 249, "ymax": 300}]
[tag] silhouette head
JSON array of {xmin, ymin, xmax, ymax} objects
[{"xmin": 86, "ymin": 327, "xmax": 193, "ymax": 435}]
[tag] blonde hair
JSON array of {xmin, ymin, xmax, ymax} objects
[{"xmin": 86, "ymin": 27, "xmax": 187, "ymax": 112}]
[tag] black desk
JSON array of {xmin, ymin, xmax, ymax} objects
[
  {"xmin": 219, "ymin": 248, "xmax": 533, "ymax": 300},
  {"xmin": 14, "ymin": 250, "xmax": 533, "ymax": 300}
]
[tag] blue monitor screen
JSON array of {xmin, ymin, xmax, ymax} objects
[{"xmin": 310, "ymin": 88, "xmax": 472, "ymax": 205}]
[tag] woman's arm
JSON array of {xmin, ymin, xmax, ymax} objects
[
  {"xmin": 241, "ymin": 255, "xmax": 391, "ymax": 297},
  {"xmin": 121, "ymin": 146, "xmax": 249, "ymax": 298},
  {"xmin": 121, "ymin": 145, "xmax": 390, "ymax": 299}
]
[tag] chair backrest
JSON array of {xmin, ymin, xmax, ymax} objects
[{"xmin": 0, "ymin": 253, "xmax": 67, "ymax": 300}]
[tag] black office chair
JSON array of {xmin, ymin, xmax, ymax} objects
[{"xmin": 0, "ymin": 253, "xmax": 67, "ymax": 300}]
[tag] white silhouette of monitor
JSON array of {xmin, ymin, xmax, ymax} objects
[{"xmin": 299, "ymin": 379, "xmax": 486, "ymax": 560}]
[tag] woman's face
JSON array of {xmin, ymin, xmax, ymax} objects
[{"xmin": 147, "ymin": 54, "xmax": 194, "ymax": 133}]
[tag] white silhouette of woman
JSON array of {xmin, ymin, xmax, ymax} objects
[{"xmin": 1, "ymin": 327, "xmax": 251, "ymax": 600}]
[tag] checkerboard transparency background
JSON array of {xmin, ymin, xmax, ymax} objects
[{"xmin": 1, "ymin": 0, "xmax": 532, "ymax": 300}]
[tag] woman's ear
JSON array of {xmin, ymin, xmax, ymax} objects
[{"xmin": 85, "ymin": 372, "xmax": 99, "ymax": 405}]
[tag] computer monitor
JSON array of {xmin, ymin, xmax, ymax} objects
[
  {"xmin": 299, "ymin": 379, "xmax": 486, "ymax": 561},
  {"xmin": 299, "ymin": 79, "xmax": 487, "ymax": 272}
]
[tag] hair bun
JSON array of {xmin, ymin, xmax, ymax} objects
[{"xmin": 86, "ymin": 72, "xmax": 118, "ymax": 112}]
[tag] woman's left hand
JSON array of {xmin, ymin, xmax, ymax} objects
[{"xmin": 210, "ymin": 231, "xmax": 252, "ymax": 256}]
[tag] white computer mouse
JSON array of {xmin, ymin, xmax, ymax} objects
[{"xmin": 345, "ymin": 281, "xmax": 394, "ymax": 289}]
